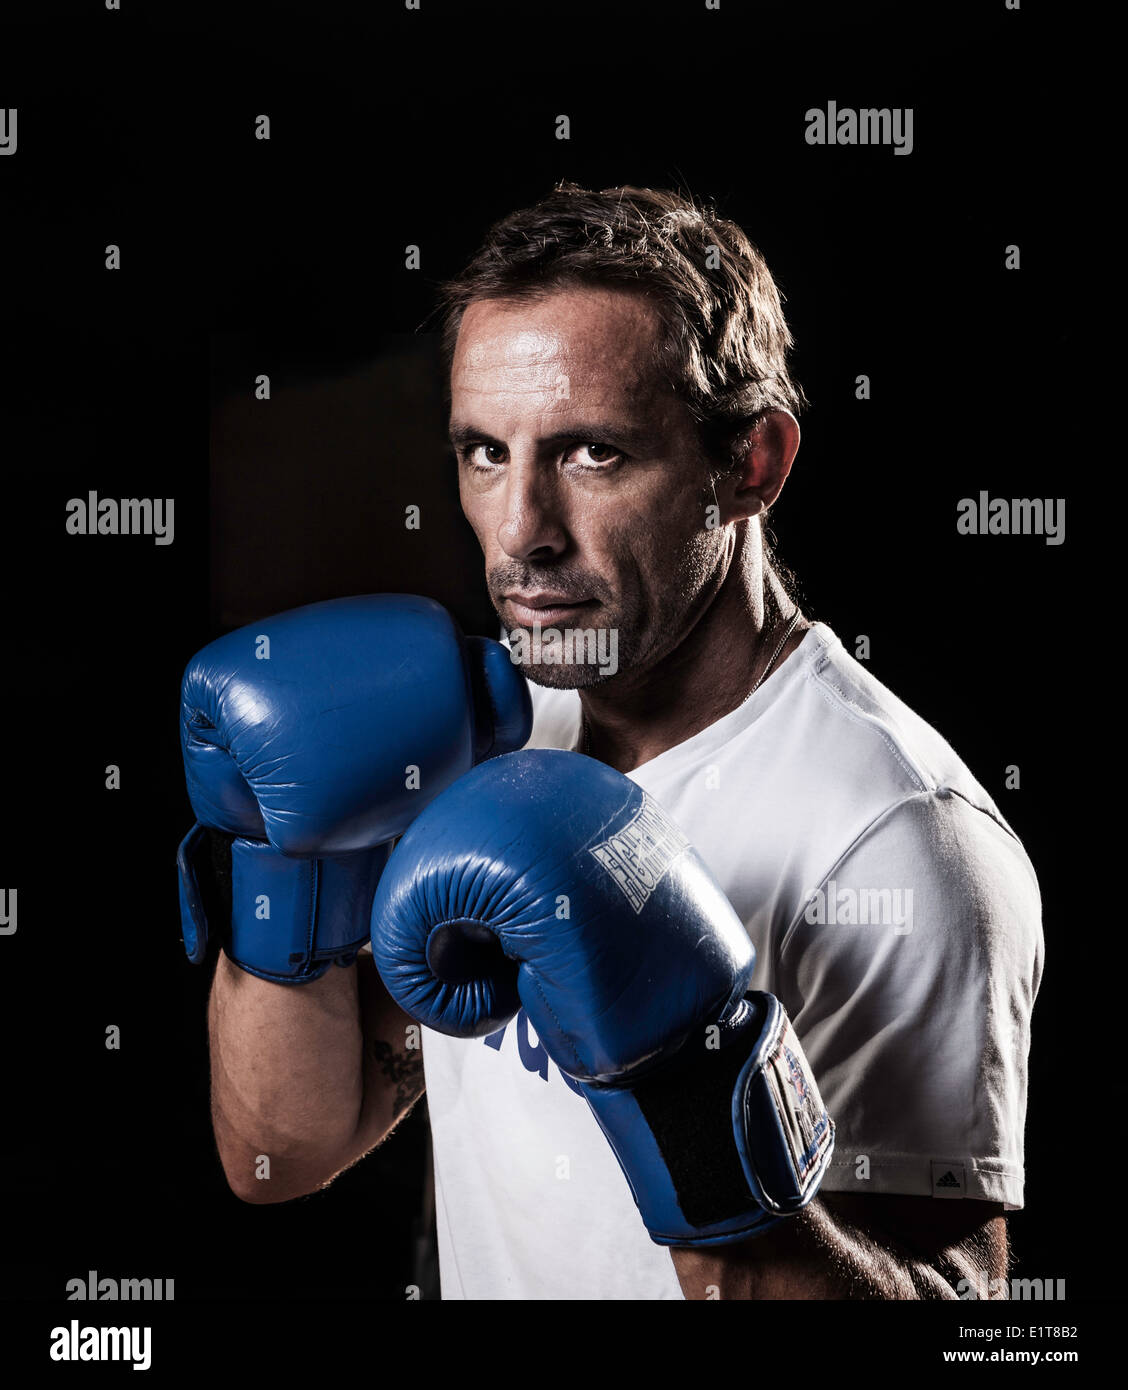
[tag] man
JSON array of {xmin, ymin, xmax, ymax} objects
[{"xmin": 201, "ymin": 184, "xmax": 1042, "ymax": 1300}]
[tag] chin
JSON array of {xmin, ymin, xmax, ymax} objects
[
  {"xmin": 500, "ymin": 616, "xmax": 627, "ymax": 689},
  {"xmin": 519, "ymin": 662, "xmax": 610, "ymax": 691}
]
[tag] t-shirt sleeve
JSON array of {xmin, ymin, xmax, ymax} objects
[{"xmin": 770, "ymin": 788, "xmax": 1043, "ymax": 1209}]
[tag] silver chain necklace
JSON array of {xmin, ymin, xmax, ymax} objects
[
  {"xmin": 747, "ymin": 604, "xmax": 802, "ymax": 698},
  {"xmin": 579, "ymin": 606, "xmax": 802, "ymax": 756}
]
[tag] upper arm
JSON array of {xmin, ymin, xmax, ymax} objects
[{"xmin": 775, "ymin": 791, "xmax": 1041, "ymax": 1210}]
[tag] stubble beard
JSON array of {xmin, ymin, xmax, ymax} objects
[{"xmin": 494, "ymin": 527, "xmax": 724, "ymax": 692}]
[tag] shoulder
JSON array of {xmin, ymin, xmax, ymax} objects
[
  {"xmin": 779, "ymin": 786, "xmax": 1043, "ymax": 1012},
  {"xmin": 797, "ymin": 787, "xmax": 1041, "ymax": 934},
  {"xmin": 756, "ymin": 637, "xmax": 1043, "ymax": 969},
  {"xmin": 786, "ymin": 625, "xmax": 1020, "ymax": 843}
]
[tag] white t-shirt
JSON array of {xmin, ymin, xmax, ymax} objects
[{"xmin": 422, "ymin": 623, "xmax": 1044, "ymax": 1300}]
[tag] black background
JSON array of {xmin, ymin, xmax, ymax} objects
[{"xmin": 0, "ymin": 0, "xmax": 1106, "ymax": 1361}]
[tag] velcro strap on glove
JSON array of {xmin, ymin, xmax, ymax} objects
[
  {"xmin": 578, "ymin": 990, "xmax": 834, "ymax": 1246},
  {"xmin": 177, "ymin": 823, "xmax": 390, "ymax": 984}
]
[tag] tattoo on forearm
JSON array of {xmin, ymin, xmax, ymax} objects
[{"xmin": 369, "ymin": 1038, "xmax": 425, "ymax": 1116}]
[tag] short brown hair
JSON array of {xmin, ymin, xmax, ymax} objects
[{"xmin": 437, "ymin": 181, "xmax": 807, "ymax": 468}]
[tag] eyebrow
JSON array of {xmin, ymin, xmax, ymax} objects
[{"xmin": 448, "ymin": 421, "xmax": 656, "ymax": 451}]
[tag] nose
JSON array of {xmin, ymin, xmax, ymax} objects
[{"xmin": 497, "ymin": 456, "xmax": 568, "ymax": 562}]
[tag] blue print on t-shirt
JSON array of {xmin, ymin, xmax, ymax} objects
[{"xmin": 483, "ymin": 1009, "xmax": 585, "ymax": 1095}]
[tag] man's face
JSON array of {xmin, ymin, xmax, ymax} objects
[{"xmin": 450, "ymin": 286, "xmax": 730, "ymax": 688}]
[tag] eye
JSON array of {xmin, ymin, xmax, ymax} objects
[
  {"xmin": 461, "ymin": 442, "xmax": 507, "ymax": 468},
  {"xmin": 566, "ymin": 442, "xmax": 623, "ymax": 467}
]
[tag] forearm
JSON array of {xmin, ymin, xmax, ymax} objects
[
  {"xmin": 671, "ymin": 1200, "xmax": 891, "ymax": 1300},
  {"xmin": 208, "ymin": 953, "xmax": 375, "ymax": 1202},
  {"xmin": 671, "ymin": 1195, "xmax": 1003, "ymax": 1300}
]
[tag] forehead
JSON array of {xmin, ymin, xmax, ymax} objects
[{"xmin": 451, "ymin": 287, "xmax": 665, "ymax": 402}]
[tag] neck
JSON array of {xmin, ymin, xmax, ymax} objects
[{"xmin": 578, "ymin": 529, "xmax": 807, "ymax": 774}]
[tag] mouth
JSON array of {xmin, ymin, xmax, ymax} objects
[{"xmin": 502, "ymin": 593, "xmax": 600, "ymax": 627}]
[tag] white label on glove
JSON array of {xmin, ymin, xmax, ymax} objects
[{"xmin": 589, "ymin": 803, "xmax": 690, "ymax": 914}]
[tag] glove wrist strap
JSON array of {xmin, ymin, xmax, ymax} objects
[
  {"xmin": 178, "ymin": 824, "xmax": 389, "ymax": 984},
  {"xmin": 578, "ymin": 991, "xmax": 834, "ymax": 1247}
]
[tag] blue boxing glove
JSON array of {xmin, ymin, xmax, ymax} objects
[
  {"xmin": 177, "ymin": 594, "xmax": 531, "ymax": 984},
  {"xmin": 370, "ymin": 749, "xmax": 834, "ymax": 1247}
]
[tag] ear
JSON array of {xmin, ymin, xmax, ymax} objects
[{"xmin": 716, "ymin": 410, "xmax": 800, "ymax": 522}]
